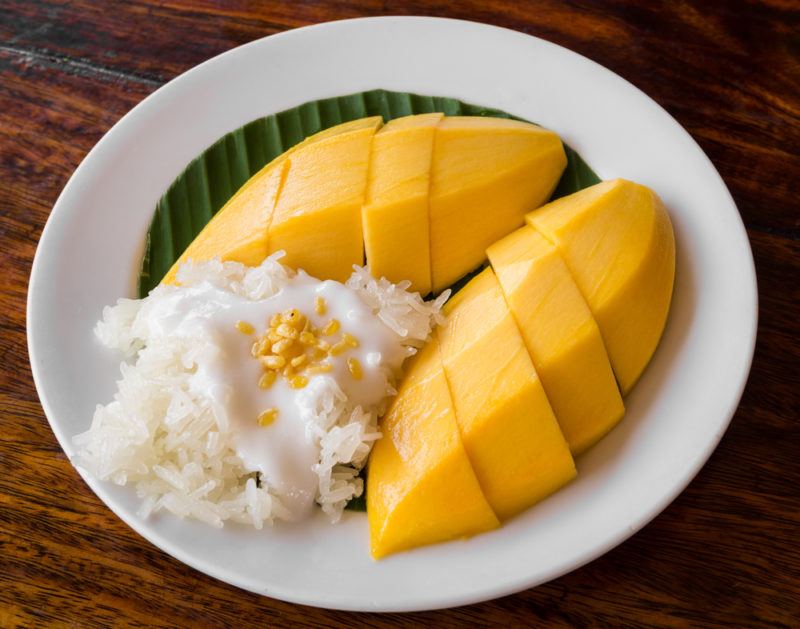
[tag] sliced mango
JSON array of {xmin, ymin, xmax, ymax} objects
[
  {"xmin": 488, "ymin": 226, "xmax": 624, "ymax": 454},
  {"xmin": 267, "ymin": 116, "xmax": 383, "ymax": 282},
  {"xmin": 362, "ymin": 113, "xmax": 443, "ymax": 295},
  {"xmin": 162, "ymin": 159, "xmax": 288, "ymax": 285},
  {"xmin": 428, "ymin": 117, "xmax": 567, "ymax": 293},
  {"xmin": 437, "ymin": 268, "xmax": 576, "ymax": 520},
  {"xmin": 367, "ymin": 338, "xmax": 500, "ymax": 559},
  {"xmin": 162, "ymin": 118, "xmax": 382, "ymax": 285},
  {"xmin": 526, "ymin": 179, "xmax": 676, "ymax": 393}
]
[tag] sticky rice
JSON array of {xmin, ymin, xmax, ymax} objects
[{"xmin": 73, "ymin": 254, "xmax": 447, "ymax": 528}]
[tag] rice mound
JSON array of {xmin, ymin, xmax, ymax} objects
[{"xmin": 74, "ymin": 254, "xmax": 448, "ymax": 528}]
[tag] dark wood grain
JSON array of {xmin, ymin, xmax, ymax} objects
[{"xmin": 1, "ymin": 1, "xmax": 798, "ymax": 626}]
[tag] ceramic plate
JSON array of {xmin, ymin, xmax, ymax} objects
[{"xmin": 27, "ymin": 17, "xmax": 757, "ymax": 611}]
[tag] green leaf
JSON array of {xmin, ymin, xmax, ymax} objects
[
  {"xmin": 137, "ymin": 89, "xmax": 600, "ymax": 297},
  {"xmin": 552, "ymin": 143, "xmax": 602, "ymax": 199}
]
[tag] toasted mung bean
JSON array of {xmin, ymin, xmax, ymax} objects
[
  {"xmin": 258, "ymin": 408, "xmax": 278, "ymax": 427},
  {"xmin": 260, "ymin": 355, "xmax": 286, "ymax": 369},
  {"xmin": 330, "ymin": 340, "xmax": 348, "ymax": 356},
  {"xmin": 289, "ymin": 375, "xmax": 309, "ymax": 389},
  {"xmin": 347, "ymin": 357, "xmax": 363, "ymax": 380},
  {"xmin": 299, "ymin": 331, "xmax": 317, "ymax": 345},
  {"xmin": 322, "ymin": 319, "xmax": 340, "ymax": 336},
  {"xmin": 258, "ymin": 371, "xmax": 276, "ymax": 389},
  {"xmin": 342, "ymin": 332, "xmax": 359, "ymax": 348},
  {"xmin": 276, "ymin": 323, "xmax": 298, "ymax": 339},
  {"xmin": 271, "ymin": 338, "xmax": 293, "ymax": 354},
  {"xmin": 235, "ymin": 320, "xmax": 255, "ymax": 335}
]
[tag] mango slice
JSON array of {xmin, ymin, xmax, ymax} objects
[
  {"xmin": 162, "ymin": 160, "xmax": 288, "ymax": 285},
  {"xmin": 267, "ymin": 117, "xmax": 383, "ymax": 281},
  {"xmin": 428, "ymin": 117, "xmax": 567, "ymax": 293},
  {"xmin": 488, "ymin": 226, "xmax": 625, "ymax": 454},
  {"xmin": 437, "ymin": 268, "xmax": 576, "ymax": 519},
  {"xmin": 162, "ymin": 118, "xmax": 383, "ymax": 284},
  {"xmin": 362, "ymin": 113, "xmax": 443, "ymax": 295},
  {"xmin": 526, "ymin": 179, "xmax": 676, "ymax": 394},
  {"xmin": 367, "ymin": 338, "xmax": 500, "ymax": 559}
]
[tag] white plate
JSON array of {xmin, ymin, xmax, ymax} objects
[{"xmin": 27, "ymin": 17, "xmax": 757, "ymax": 611}]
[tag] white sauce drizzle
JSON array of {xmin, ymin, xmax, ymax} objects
[{"xmin": 134, "ymin": 272, "xmax": 407, "ymax": 520}]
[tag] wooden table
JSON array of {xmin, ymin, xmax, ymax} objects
[{"xmin": 2, "ymin": 2, "xmax": 798, "ymax": 626}]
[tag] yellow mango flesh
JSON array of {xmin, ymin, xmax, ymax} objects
[
  {"xmin": 267, "ymin": 117, "xmax": 383, "ymax": 281},
  {"xmin": 362, "ymin": 113, "xmax": 443, "ymax": 295},
  {"xmin": 367, "ymin": 338, "xmax": 500, "ymax": 559},
  {"xmin": 526, "ymin": 179, "xmax": 676, "ymax": 394},
  {"xmin": 162, "ymin": 118, "xmax": 382, "ymax": 285},
  {"xmin": 487, "ymin": 226, "xmax": 624, "ymax": 454},
  {"xmin": 428, "ymin": 117, "xmax": 567, "ymax": 293},
  {"xmin": 162, "ymin": 159, "xmax": 289, "ymax": 285},
  {"xmin": 437, "ymin": 268, "xmax": 576, "ymax": 520}
]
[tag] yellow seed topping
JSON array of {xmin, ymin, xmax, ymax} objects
[
  {"xmin": 260, "ymin": 355, "xmax": 286, "ymax": 370},
  {"xmin": 236, "ymin": 320, "xmax": 255, "ymax": 335},
  {"xmin": 276, "ymin": 323, "xmax": 298, "ymax": 339},
  {"xmin": 258, "ymin": 408, "xmax": 278, "ymax": 427},
  {"xmin": 348, "ymin": 357, "xmax": 363, "ymax": 380},
  {"xmin": 281, "ymin": 309, "xmax": 301, "ymax": 324},
  {"xmin": 258, "ymin": 371, "xmax": 276, "ymax": 390},
  {"xmin": 271, "ymin": 338, "xmax": 293, "ymax": 354},
  {"xmin": 322, "ymin": 319, "xmax": 340, "ymax": 336},
  {"xmin": 253, "ymin": 305, "xmax": 365, "ymax": 391},
  {"xmin": 330, "ymin": 340, "xmax": 348, "ymax": 356},
  {"xmin": 316, "ymin": 339, "xmax": 331, "ymax": 352},
  {"xmin": 342, "ymin": 332, "xmax": 359, "ymax": 348},
  {"xmin": 289, "ymin": 375, "xmax": 309, "ymax": 389},
  {"xmin": 299, "ymin": 331, "xmax": 317, "ymax": 346}
]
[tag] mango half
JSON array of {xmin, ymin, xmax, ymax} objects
[
  {"xmin": 163, "ymin": 115, "xmax": 567, "ymax": 293},
  {"xmin": 368, "ymin": 178, "xmax": 675, "ymax": 558}
]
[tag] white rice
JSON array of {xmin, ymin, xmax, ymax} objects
[{"xmin": 73, "ymin": 254, "xmax": 448, "ymax": 527}]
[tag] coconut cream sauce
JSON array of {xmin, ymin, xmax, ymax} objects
[{"xmin": 138, "ymin": 272, "xmax": 407, "ymax": 520}]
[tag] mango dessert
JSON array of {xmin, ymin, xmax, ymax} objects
[
  {"xmin": 145, "ymin": 111, "xmax": 677, "ymax": 560},
  {"xmin": 367, "ymin": 338, "xmax": 500, "ymax": 559},
  {"xmin": 526, "ymin": 179, "xmax": 676, "ymax": 393},
  {"xmin": 487, "ymin": 226, "xmax": 624, "ymax": 454},
  {"xmin": 436, "ymin": 268, "xmax": 576, "ymax": 519},
  {"xmin": 362, "ymin": 113, "xmax": 443, "ymax": 295}
]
